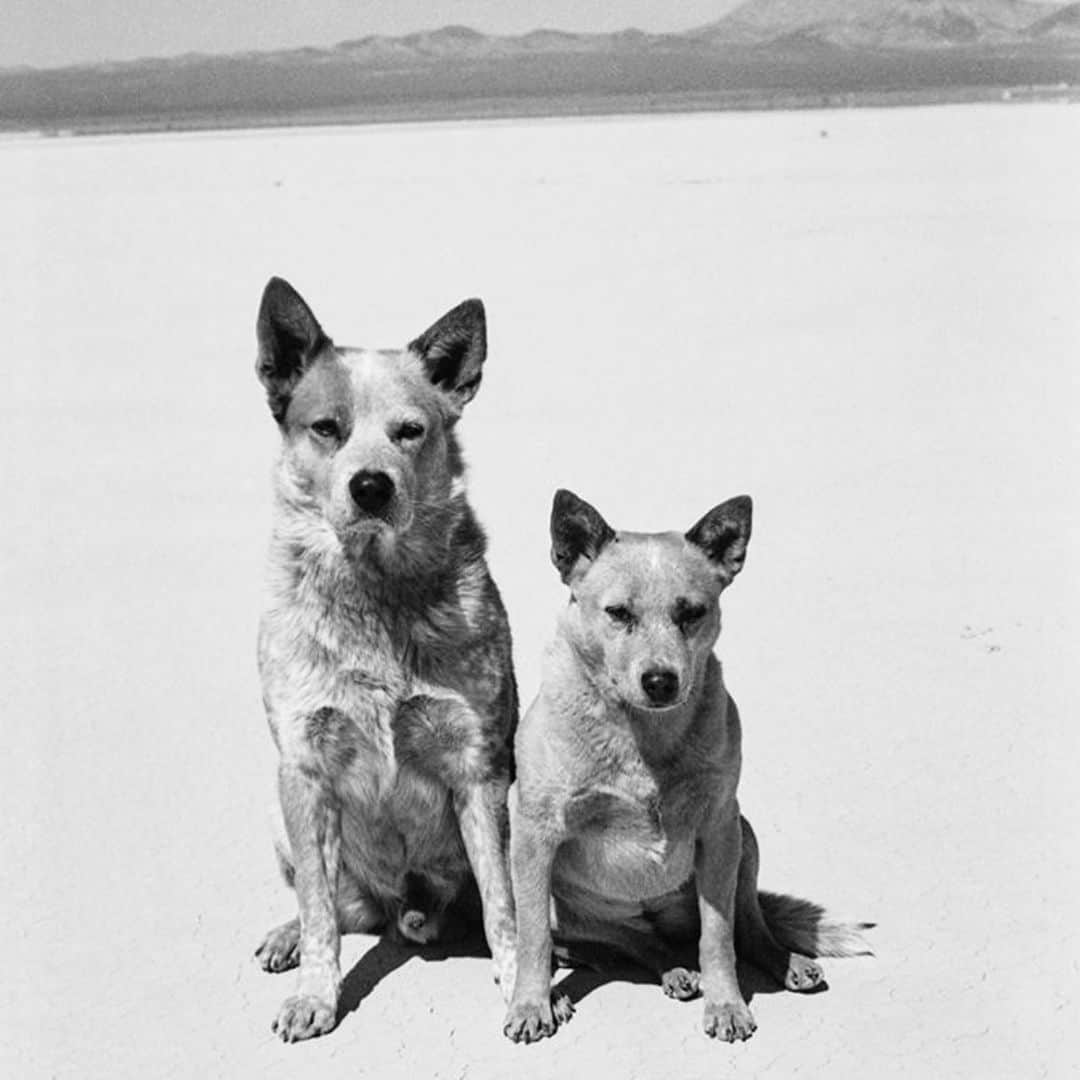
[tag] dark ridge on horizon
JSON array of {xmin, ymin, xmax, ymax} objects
[{"xmin": 2, "ymin": 0, "xmax": 1077, "ymax": 133}]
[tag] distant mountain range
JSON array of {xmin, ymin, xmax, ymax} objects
[
  {"xmin": 703, "ymin": 0, "xmax": 1080, "ymax": 47},
  {"xmin": 2, "ymin": 0, "xmax": 1078, "ymax": 133}
]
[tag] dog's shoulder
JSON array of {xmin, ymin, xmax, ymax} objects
[
  {"xmin": 673, "ymin": 655, "xmax": 740, "ymax": 769},
  {"xmin": 653, "ymin": 661, "xmax": 742, "ymax": 832},
  {"xmin": 410, "ymin": 519, "xmax": 509, "ymax": 651},
  {"xmin": 514, "ymin": 635, "xmax": 652, "ymax": 804}
]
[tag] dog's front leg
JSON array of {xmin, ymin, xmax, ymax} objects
[
  {"xmin": 272, "ymin": 762, "xmax": 342, "ymax": 1043},
  {"xmin": 398, "ymin": 692, "xmax": 519, "ymax": 995},
  {"xmin": 503, "ymin": 795, "xmax": 572, "ymax": 1043},
  {"xmin": 454, "ymin": 777, "xmax": 517, "ymax": 998},
  {"xmin": 696, "ymin": 807, "xmax": 757, "ymax": 1042}
]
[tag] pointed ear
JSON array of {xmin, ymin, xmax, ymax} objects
[
  {"xmin": 256, "ymin": 277, "xmax": 332, "ymax": 423},
  {"xmin": 685, "ymin": 496, "xmax": 752, "ymax": 585},
  {"xmin": 550, "ymin": 489, "xmax": 615, "ymax": 585},
  {"xmin": 409, "ymin": 298, "xmax": 487, "ymax": 410}
]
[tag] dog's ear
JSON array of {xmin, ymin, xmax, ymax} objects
[
  {"xmin": 409, "ymin": 299, "xmax": 486, "ymax": 410},
  {"xmin": 685, "ymin": 496, "xmax": 752, "ymax": 585},
  {"xmin": 256, "ymin": 277, "xmax": 332, "ymax": 423},
  {"xmin": 550, "ymin": 489, "xmax": 615, "ymax": 585}
]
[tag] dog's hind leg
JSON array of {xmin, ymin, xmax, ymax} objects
[
  {"xmin": 647, "ymin": 883, "xmax": 705, "ymax": 1001},
  {"xmin": 256, "ymin": 815, "xmax": 305, "ymax": 972},
  {"xmin": 553, "ymin": 881, "xmax": 699, "ymax": 1000},
  {"xmin": 256, "ymin": 918, "xmax": 301, "ymax": 973},
  {"xmin": 256, "ymin": 798, "xmax": 385, "ymax": 974},
  {"xmin": 556, "ymin": 910, "xmax": 699, "ymax": 1000},
  {"xmin": 256, "ymin": 901, "xmax": 385, "ymax": 975},
  {"xmin": 734, "ymin": 815, "xmax": 825, "ymax": 993},
  {"xmin": 256, "ymin": 827, "xmax": 303, "ymax": 972},
  {"xmin": 256, "ymin": 833, "xmax": 385, "ymax": 974}
]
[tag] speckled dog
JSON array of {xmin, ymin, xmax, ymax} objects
[
  {"xmin": 505, "ymin": 491, "xmax": 871, "ymax": 1044},
  {"xmin": 251, "ymin": 278, "xmax": 518, "ymax": 1043}
]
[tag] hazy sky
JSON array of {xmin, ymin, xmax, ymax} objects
[{"xmin": 7, "ymin": 1, "xmax": 752, "ymax": 69}]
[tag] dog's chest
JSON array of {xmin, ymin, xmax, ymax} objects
[
  {"xmin": 261, "ymin": 601, "xmax": 442, "ymax": 787},
  {"xmin": 295, "ymin": 653, "xmax": 466, "ymax": 880},
  {"xmin": 559, "ymin": 760, "xmax": 705, "ymax": 901}
]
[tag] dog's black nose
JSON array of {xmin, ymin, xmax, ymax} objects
[
  {"xmin": 641, "ymin": 668, "xmax": 680, "ymax": 707},
  {"xmin": 349, "ymin": 470, "xmax": 394, "ymax": 514}
]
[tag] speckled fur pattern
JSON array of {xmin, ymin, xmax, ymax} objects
[
  {"xmin": 504, "ymin": 491, "xmax": 871, "ymax": 1045},
  {"xmin": 250, "ymin": 278, "xmax": 518, "ymax": 1043}
]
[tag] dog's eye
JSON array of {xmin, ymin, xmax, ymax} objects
[
  {"xmin": 311, "ymin": 418, "xmax": 341, "ymax": 440},
  {"xmin": 604, "ymin": 604, "xmax": 634, "ymax": 627},
  {"xmin": 675, "ymin": 604, "xmax": 708, "ymax": 630},
  {"xmin": 396, "ymin": 421, "xmax": 426, "ymax": 442}
]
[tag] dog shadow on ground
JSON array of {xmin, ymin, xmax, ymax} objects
[
  {"xmin": 337, "ymin": 927, "xmax": 492, "ymax": 1022},
  {"xmin": 337, "ymin": 934, "xmax": 817, "ymax": 1023},
  {"xmin": 553, "ymin": 957, "xmax": 812, "ymax": 1010}
]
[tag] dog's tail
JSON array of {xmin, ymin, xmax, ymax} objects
[{"xmin": 758, "ymin": 891, "xmax": 875, "ymax": 958}]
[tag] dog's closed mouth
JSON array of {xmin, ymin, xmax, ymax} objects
[
  {"xmin": 347, "ymin": 513, "xmax": 393, "ymax": 532},
  {"xmin": 637, "ymin": 698, "xmax": 688, "ymax": 715},
  {"xmin": 340, "ymin": 506, "xmax": 410, "ymax": 542},
  {"xmin": 345, "ymin": 502, "xmax": 412, "ymax": 537}
]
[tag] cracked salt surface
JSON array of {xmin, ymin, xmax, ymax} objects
[{"xmin": 3, "ymin": 100, "xmax": 1078, "ymax": 1079}]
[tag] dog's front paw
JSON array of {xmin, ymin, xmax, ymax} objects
[
  {"xmin": 785, "ymin": 953, "xmax": 827, "ymax": 993},
  {"xmin": 662, "ymin": 966, "xmax": 701, "ymax": 1001},
  {"xmin": 272, "ymin": 994, "xmax": 338, "ymax": 1043},
  {"xmin": 503, "ymin": 993, "xmax": 572, "ymax": 1044},
  {"xmin": 255, "ymin": 919, "xmax": 300, "ymax": 973},
  {"xmin": 702, "ymin": 998, "xmax": 756, "ymax": 1042}
]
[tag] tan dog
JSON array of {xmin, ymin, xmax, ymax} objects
[
  {"xmin": 505, "ymin": 490, "xmax": 870, "ymax": 1043},
  {"xmin": 251, "ymin": 278, "xmax": 518, "ymax": 1042}
]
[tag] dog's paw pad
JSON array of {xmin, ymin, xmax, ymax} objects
[
  {"xmin": 785, "ymin": 954, "xmax": 827, "ymax": 993},
  {"xmin": 503, "ymin": 997, "xmax": 561, "ymax": 1044},
  {"xmin": 702, "ymin": 999, "xmax": 757, "ymax": 1042},
  {"xmin": 255, "ymin": 923, "xmax": 300, "ymax": 973},
  {"xmin": 662, "ymin": 967, "xmax": 701, "ymax": 1001},
  {"xmin": 272, "ymin": 994, "xmax": 337, "ymax": 1043}
]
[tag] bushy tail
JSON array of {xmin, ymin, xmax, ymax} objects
[{"xmin": 758, "ymin": 890, "xmax": 875, "ymax": 958}]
